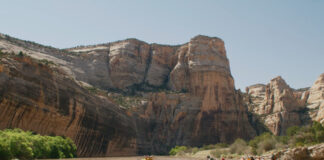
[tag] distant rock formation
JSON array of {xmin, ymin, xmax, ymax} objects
[
  {"xmin": 246, "ymin": 74, "xmax": 324, "ymax": 135},
  {"xmin": 308, "ymin": 73, "xmax": 324, "ymax": 123}
]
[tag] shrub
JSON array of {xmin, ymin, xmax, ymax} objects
[
  {"xmin": 286, "ymin": 122, "xmax": 324, "ymax": 147},
  {"xmin": 168, "ymin": 123, "xmax": 324, "ymax": 157},
  {"xmin": 169, "ymin": 146, "xmax": 187, "ymax": 155},
  {"xmin": 229, "ymin": 139, "xmax": 251, "ymax": 155},
  {"xmin": 86, "ymin": 86, "xmax": 99, "ymax": 94},
  {"xmin": 202, "ymin": 144, "xmax": 216, "ymax": 150},
  {"xmin": 315, "ymin": 130, "xmax": 324, "ymax": 142},
  {"xmin": 312, "ymin": 121, "xmax": 324, "ymax": 142},
  {"xmin": 256, "ymin": 138, "xmax": 277, "ymax": 154},
  {"xmin": 312, "ymin": 121, "xmax": 324, "ymax": 132},
  {"xmin": 38, "ymin": 59, "xmax": 55, "ymax": 66},
  {"xmin": 214, "ymin": 143, "xmax": 229, "ymax": 148},
  {"xmin": 248, "ymin": 132, "xmax": 279, "ymax": 155},
  {"xmin": 211, "ymin": 148, "xmax": 229, "ymax": 158},
  {"xmin": 193, "ymin": 147, "xmax": 201, "ymax": 154},
  {"xmin": 18, "ymin": 51, "xmax": 24, "ymax": 57},
  {"xmin": 9, "ymin": 135, "xmax": 34, "ymax": 159},
  {"xmin": 286, "ymin": 126, "xmax": 300, "ymax": 137},
  {"xmin": 278, "ymin": 135, "xmax": 289, "ymax": 144},
  {"xmin": 0, "ymin": 128, "xmax": 76, "ymax": 160},
  {"xmin": 0, "ymin": 140, "xmax": 12, "ymax": 160}
]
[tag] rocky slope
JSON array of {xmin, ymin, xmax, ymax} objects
[
  {"xmin": 186, "ymin": 143, "xmax": 324, "ymax": 160},
  {"xmin": 270, "ymin": 143, "xmax": 324, "ymax": 160},
  {"xmin": 246, "ymin": 74, "xmax": 324, "ymax": 135},
  {"xmin": 0, "ymin": 34, "xmax": 256, "ymax": 156}
]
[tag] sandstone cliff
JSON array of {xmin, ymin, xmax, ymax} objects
[
  {"xmin": 308, "ymin": 73, "xmax": 324, "ymax": 123},
  {"xmin": 246, "ymin": 74, "xmax": 324, "ymax": 135},
  {"xmin": 0, "ymin": 34, "xmax": 257, "ymax": 156},
  {"xmin": 0, "ymin": 55, "xmax": 137, "ymax": 157},
  {"xmin": 133, "ymin": 36, "xmax": 256, "ymax": 154}
]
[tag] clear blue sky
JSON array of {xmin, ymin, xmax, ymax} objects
[{"xmin": 1, "ymin": 0, "xmax": 323, "ymax": 90}]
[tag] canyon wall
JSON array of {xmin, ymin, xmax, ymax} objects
[
  {"xmin": 0, "ymin": 34, "xmax": 257, "ymax": 156},
  {"xmin": 133, "ymin": 36, "xmax": 256, "ymax": 154},
  {"xmin": 1, "ymin": 33, "xmax": 322, "ymax": 156},
  {"xmin": 308, "ymin": 73, "xmax": 324, "ymax": 123},
  {"xmin": 246, "ymin": 74, "xmax": 324, "ymax": 135},
  {"xmin": 0, "ymin": 56, "xmax": 137, "ymax": 157}
]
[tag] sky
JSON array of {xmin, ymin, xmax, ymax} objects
[{"xmin": 0, "ymin": 0, "xmax": 323, "ymax": 90}]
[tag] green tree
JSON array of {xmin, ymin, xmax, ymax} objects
[
  {"xmin": 18, "ymin": 51, "xmax": 24, "ymax": 57},
  {"xmin": 286, "ymin": 126, "xmax": 300, "ymax": 137},
  {"xmin": 0, "ymin": 128, "xmax": 77, "ymax": 160}
]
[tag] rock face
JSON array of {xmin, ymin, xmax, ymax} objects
[
  {"xmin": 246, "ymin": 74, "xmax": 324, "ymax": 135},
  {"xmin": 146, "ymin": 44, "xmax": 178, "ymax": 87},
  {"xmin": 132, "ymin": 36, "xmax": 256, "ymax": 154},
  {"xmin": 107, "ymin": 40, "xmax": 180, "ymax": 92},
  {"xmin": 168, "ymin": 45, "xmax": 190, "ymax": 91},
  {"xmin": 246, "ymin": 84, "xmax": 266, "ymax": 110},
  {"xmin": 246, "ymin": 76, "xmax": 308, "ymax": 135},
  {"xmin": 0, "ymin": 56, "xmax": 137, "ymax": 157},
  {"xmin": 308, "ymin": 74, "xmax": 324, "ymax": 123},
  {"xmin": 246, "ymin": 84, "xmax": 266, "ymax": 98},
  {"xmin": 1, "ymin": 33, "xmax": 323, "ymax": 157},
  {"xmin": 187, "ymin": 36, "xmax": 233, "ymax": 111},
  {"xmin": 262, "ymin": 76, "xmax": 304, "ymax": 114},
  {"xmin": 108, "ymin": 39, "xmax": 151, "ymax": 91},
  {"xmin": 308, "ymin": 74, "xmax": 324, "ymax": 104},
  {"xmin": 272, "ymin": 143, "xmax": 324, "ymax": 160},
  {"xmin": 0, "ymin": 33, "xmax": 265, "ymax": 156}
]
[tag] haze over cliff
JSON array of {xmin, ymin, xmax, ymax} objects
[{"xmin": 0, "ymin": 33, "xmax": 323, "ymax": 157}]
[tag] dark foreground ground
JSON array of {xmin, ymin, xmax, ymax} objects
[{"xmin": 48, "ymin": 156, "xmax": 199, "ymax": 160}]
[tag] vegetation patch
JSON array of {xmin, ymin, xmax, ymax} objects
[
  {"xmin": 37, "ymin": 59, "xmax": 55, "ymax": 66},
  {"xmin": 169, "ymin": 122, "xmax": 324, "ymax": 158},
  {"xmin": 0, "ymin": 49, "xmax": 4, "ymax": 57},
  {"xmin": 0, "ymin": 128, "xmax": 77, "ymax": 160},
  {"xmin": 169, "ymin": 146, "xmax": 188, "ymax": 155},
  {"xmin": 169, "ymin": 144, "xmax": 229, "ymax": 156},
  {"xmin": 108, "ymin": 94, "xmax": 146, "ymax": 109},
  {"xmin": 84, "ymin": 86, "xmax": 147, "ymax": 109},
  {"xmin": 0, "ymin": 50, "xmax": 55, "ymax": 67}
]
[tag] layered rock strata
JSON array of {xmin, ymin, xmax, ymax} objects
[
  {"xmin": 308, "ymin": 73, "xmax": 324, "ymax": 123},
  {"xmin": 133, "ymin": 36, "xmax": 256, "ymax": 154},
  {"xmin": 0, "ymin": 34, "xmax": 256, "ymax": 156},
  {"xmin": 246, "ymin": 77, "xmax": 307, "ymax": 135},
  {"xmin": 246, "ymin": 74, "xmax": 324, "ymax": 135},
  {"xmin": 0, "ymin": 56, "xmax": 137, "ymax": 157}
]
